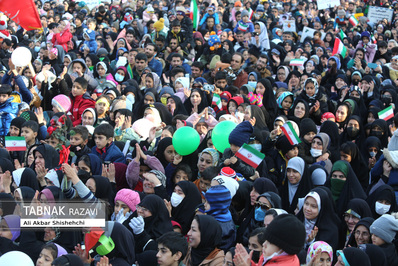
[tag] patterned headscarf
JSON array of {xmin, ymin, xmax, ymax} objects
[
  {"xmin": 306, "ymin": 241, "xmax": 333, "ymax": 264},
  {"xmin": 199, "ymin": 148, "xmax": 219, "ymax": 166}
]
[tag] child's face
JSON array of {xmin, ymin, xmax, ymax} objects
[
  {"xmin": 173, "ymin": 170, "xmax": 189, "ymax": 184},
  {"xmin": 94, "ymin": 134, "xmax": 111, "ymax": 149},
  {"xmin": 72, "ymin": 82, "xmax": 86, "ymax": 97},
  {"xmin": 70, "ymin": 133, "xmax": 85, "ymax": 146},
  {"xmin": 228, "ymin": 101, "xmax": 237, "ymax": 114},
  {"xmin": 52, "ymin": 105, "xmax": 61, "ymax": 113},
  {"xmin": 221, "ymin": 99, "xmax": 228, "ymax": 107},
  {"xmin": 156, "ymin": 243, "xmax": 180, "ymax": 266},
  {"xmin": 0, "ymin": 93, "xmax": 10, "ymax": 104},
  {"xmin": 47, "ymin": 137, "xmax": 60, "ymax": 149},
  {"xmin": 96, "ymin": 101, "xmax": 108, "ymax": 115},
  {"xmin": 371, "ymin": 234, "xmax": 386, "ymax": 246},
  {"xmin": 281, "ymin": 97, "xmax": 293, "ymax": 110},
  {"xmin": 175, "ymin": 81, "xmax": 183, "ymax": 90},
  {"xmin": 114, "ymin": 200, "xmax": 130, "ymax": 216},
  {"xmin": 303, "ymin": 132, "xmax": 316, "ymax": 143},
  {"xmin": 199, "ymin": 177, "xmax": 211, "ymax": 192},
  {"xmin": 286, "ymin": 147, "xmax": 298, "ymax": 160},
  {"xmin": 262, "ymin": 240, "xmax": 281, "ymax": 258},
  {"xmin": 9, "ymin": 125, "xmax": 20, "ymax": 136},
  {"xmin": 204, "ymin": 199, "xmax": 210, "ymax": 211},
  {"xmin": 21, "ymin": 127, "xmax": 37, "ymax": 144},
  {"xmin": 36, "ymin": 247, "xmax": 55, "ymax": 266},
  {"xmin": 230, "ymin": 143, "xmax": 240, "ymax": 154}
]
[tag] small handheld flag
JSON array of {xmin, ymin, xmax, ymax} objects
[{"xmin": 235, "ymin": 143, "xmax": 265, "ymax": 168}]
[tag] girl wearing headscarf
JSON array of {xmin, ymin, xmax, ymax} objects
[
  {"xmin": 195, "ymin": 148, "xmax": 219, "ymax": 179},
  {"xmin": 325, "ymin": 160, "xmax": 367, "ymax": 217},
  {"xmin": 297, "ymin": 77, "xmax": 328, "ymax": 124},
  {"xmin": 184, "ymin": 215, "xmax": 224, "ymax": 266},
  {"xmin": 126, "ymin": 194, "xmax": 173, "ymax": 253},
  {"xmin": 363, "ymin": 136, "xmax": 382, "ymax": 169},
  {"xmin": 339, "ymin": 198, "xmax": 373, "ymax": 248},
  {"xmin": 244, "ymin": 105, "xmax": 269, "ymax": 131},
  {"xmin": 297, "ymin": 188, "xmax": 340, "ymax": 251},
  {"xmin": 114, "ymin": 66, "xmax": 129, "ymax": 84},
  {"xmin": 276, "ymin": 91, "xmax": 294, "ymax": 116},
  {"xmin": 306, "ymin": 241, "xmax": 333, "ymax": 266},
  {"xmin": 275, "ymin": 66, "xmax": 289, "ymax": 83},
  {"xmin": 155, "ymin": 137, "xmax": 175, "ymax": 169},
  {"xmin": 250, "ymin": 21, "xmax": 270, "ymax": 51},
  {"xmin": 336, "ymin": 248, "xmax": 371, "ymax": 266},
  {"xmin": 144, "ymin": 72, "xmax": 163, "ymax": 94},
  {"xmin": 167, "ymin": 95, "xmax": 189, "ymax": 116},
  {"xmin": 94, "ymin": 61, "xmax": 117, "ymax": 91},
  {"xmin": 0, "ymin": 215, "xmax": 21, "ymax": 254},
  {"xmin": 171, "ymin": 181, "xmax": 202, "ymax": 235},
  {"xmin": 340, "ymin": 115, "xmax": 366, "ymax": 149},
  {"xmin": 339, "ymin": 141, "xmax": 369, "ymax": 189},
  {"xmin": 279, "ymin": 157, "xmax": 314, "ymax": 214}
]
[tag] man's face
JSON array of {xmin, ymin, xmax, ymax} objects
[
  {"xmin": 191, "ymin": 66, "xmax": 202, "ymax": 78},
  {"xmin": 216, "ymin": 79, "xmax": 227, "ymax": 89},
  {"xmin": 135, "ymin": 59, "xmax": 147, "ymax": 71},
  {"xmin": 314, "ymin": 22, "xmax": 321, "ymax": 30},
  {"xmin": 156, "ymin": 41, "xmax": 164, "ymax": 50},
  {"xmin": 236, "ymin": 33, "xmax": 244, "ymax": 43},
  {"xmin": 171, "ymin": 57, "xmax": 182, "ymax": 67},
  {"xmin": 145, "ymin": 45, "xmax": 155, "ymax": 58},
  {"xmin": 207, "ymin": 18, "xmax": 215, "ymax": 28},
  {"xmin": 256, "ymin": 57, "xmax": 267, "ymax": 72},
  {"xmin": 231, "ymin": 54, "xmax": 243, "ymax": 71},
  {"xmin": 126, "ymin": 33, "xmax": 135, "ymax": 44},
  {"xmin": 169, "ymin": 39, "xmax": 178, "ymax": 50},
  {"xmin": 43, "ymin": 2, "xmax": 50, "ymax": 11}
]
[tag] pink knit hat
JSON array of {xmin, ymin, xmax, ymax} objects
[
  {"xmin": 114, "ymin": 189, "xmax": 140, "ymax": 212},
  {"xmin": 52, "ymin": 95, "xmax": 71, "ymax": 113}
]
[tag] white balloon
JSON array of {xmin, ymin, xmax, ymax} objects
[
  {"xmin": 0, "ymin": 251, "xmax": 34, "ymax": 266},
  {"xmin": 11, "ymin": 47, "xmax": 32, "ymax": 67}
]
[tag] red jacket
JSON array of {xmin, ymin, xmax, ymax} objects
[
  {"xmin": 51, "ymin": 29, "xmax": 73, "ymax": 52},
  {"xmin": 70, "ymin": 94, "xmax": 95, "ymax": 126},
  {"xmin": 251, "ymin": 254, "xmax": 300, "ymax": 266}
]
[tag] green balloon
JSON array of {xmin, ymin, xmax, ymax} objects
[
  {"xmin": 212, "ymin": 121, "xmax": 237, "ymax": 153},
  {"xmin": 172, "ymin": 126, "xmax": 200, "ymax": 156}
]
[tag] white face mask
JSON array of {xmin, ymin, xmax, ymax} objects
[
  {"xmin": 249, "ymin": 143, "xmax": 262, "ymax": 152},
  {"xmin": 375, "ymin": 201, "xmax": 391, "ymax": 215},
  {"xmin": 310, "ymin": 148, "xmax": 323, "ymax": 158},
  {"xmin": 115, "ymin": 73, "xmax": 124, "ymax": 82},
  {"xmin": 127, "ymin": 94, "xmax": 135, "ymax": 105},
  {"xmin": 171, "ymin": 192, "xmax": 184, "ymax": 207},
  {"xmin": 369, "ymin": 151, "xmax": 377, "ymax": 158},
  {"xmin": 263, "ymin": 250, "xmax": 282, "ymax": 263}
]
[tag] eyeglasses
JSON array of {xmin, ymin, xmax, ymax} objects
[
  {"xmin": 343, "ymin": 213, "xmax": 360, "ymax": 222},
  {"xmin": 255, "ymin": 201, "xmax": 270, "ymax": 211},
  {"xmin": 354, "ymin": 230, "xmax": 370, "ymax": 238},
  {"xmin": 136, "ymin": 205, "xmax": 149, "ymax": 212}
]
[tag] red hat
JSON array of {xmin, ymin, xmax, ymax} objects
[
  {"xmin": 321, "ymin": 112, "xmax": 335, "ymax": 121},
  {"xmin": 220, "ymin": 167, "xmax": 236, "ymax": 178},
  {"xmin": 84, "ymin": 228, "xmax": 104, "ymax": 255}
]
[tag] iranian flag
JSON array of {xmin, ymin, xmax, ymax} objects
[
  {"xmin": 289, "ymin": 59, "xmax": 305, "ymax": 67},
  {"xmin": 212, "ymin": 93, "xmax": 222, "ymax": 113},
  {"xmin": 349, "ymin": 16, "xmax": 359, "ymax": 27},
  {"xmin": 235, "ymin": 143, "xmax": 265, "ymax": 168},
  {"xmin": 281, "ymin": 121, "xmax": 301, "ymax": 145},
  {"xmin": 5, "ymin": 136, "xmax": 26, "ymax": 151},
  {"xmin": 378, "ymin": 105, "xmax": 394, "ymax": 121},
  {"xmin": 332, "ymin": 38, "xmax": 348, "ymax": 58},
  {"xmin": 190, "ymin": 0, "xmax": 199, "ymax": 31},
  {"xmin": 340, "ymin": 29, "xmax": 347, "ymax": 40}
]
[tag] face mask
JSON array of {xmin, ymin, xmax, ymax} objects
[
  {"xmin": 252, "ymin": 250, "xmax": 261, "ymax": 263},
  {"xmin": 368, "ymin": 91, "xmax": 373, "ymax": 97},
  {"xmin": 248, "ymin": 81, "xmax": 257, "ymax": 89},
  {"xmin": 249, "ymin": 143, "xmax": 262, "ymax": 152},
  {"xmin": 369, "ymin": 151, "xmax": 377, "ymax": 158},
  {"xmin": 263, "ymin": 250, "xmax": 282, "ymax": 263},
  {"xmin": 370, "ymin": 131, "xmax": 383, "ymax": 138},
  {"xmin": 161, "ymin": 97, "xmax": 168, "ymax": 105},
  {"xmin": 77, "ymin": 169, "xmax": 91, "ymax": 183},
  {"xmin": 352, "ymin": 80, "xmax": 359, "ymax": 86},
  {"xmin": 347, "ymin": 126, "xmax": 359, "ymax": 138},
  {"xmin": 171, "ymin": 192, "xmax": 184, "ymax": 207},
  {"xmin": 115, "ymin": 73, "xmax": 124, "ymax": 82},
  {"xmin": 34, "ymin": 46, "xmax": 40, "ymax": 52},
  {"xmin": 254, "ymin": 206, "xmax": 266, "ymax": 221},
  {"xmin": 349, "ymin": 96, "xmax": 359, "ymax": 103},
  {"xmin": 126, "ymin": 94, "xmax": 135, "ymax": 105},
  {"xmin": 381, "ymin": 96, "xmax": 392, "ymax": 105},
  {"xmin": 375, "ymin": 201, "xmax": 391, "ymax": 215},
  {"xmin": 69, "ymin": 144, "xmax": 83, "ymax": 153},
  {"xmin": 310, "ymin": 148, "xmax": 323, "ymax": 158}
]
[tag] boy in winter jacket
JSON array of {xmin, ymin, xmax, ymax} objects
[
  {"xmin": 81, "ymin": 28, "xmax": 97, "ymax": 54},
  {"xmin": 220, "ymin": 120, "xmax": 256, "ymax": 178},
  {"xmin": 69, "ymin": 77, "xmax": 95, "ymax": 126},
  {"xmin": 0, "ymin": 84, "xmax": 19, "ymax": 136},
  {"xmin": 233, "ymin": 10, "xmax": 254, "ymax": 33},
  {"xmin": 91, "ymin": 123, "xmax": 126, "ymax": 164}
]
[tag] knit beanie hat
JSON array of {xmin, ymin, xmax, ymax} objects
[
  {"xmin": 154, "ymin": 18, "xmax": 165, "ymax": 32},
  {"xmin": 0, "ymin": 84, "xmax": 12, "ymax": 95},
  {"xmin": 52, "ymin": 95, "xmax": 72, "ymax": 113},
  {"xmin": 114, "ymin": 189, "xmax": 140, "ymax": 212},
  {"xmin": 241, "ymin": 9, "xmax": 250, "ymax": 17},
  {"xmin": 10, "ymin": 117, "xmax": 26, "ymax": 130},
  {"xmin": 212, "ymin": 175, "xmax": 239, "ymax": 197},
  {"xmin": 388, "ymin": 129, "xmax": 398, "ymax": 151},
  {"xmin": 264, "ymin": 214, "xmax": 306, "ymax": 254},
  {"xmin": 149, "ymin": 170, "xmax": 166, "ymax": 187},
  {"xmin": 275, "ymin": 135, "xmax": 297, "ymax": 156},
  {"xmin": 300, "ymin": 118, "xmax": 317, "ymax": 138},
  {"xmin": 220, "ymin": 167, "xmax": 236, "ymax": 179},
  {"xmin": 228, "ymin": 121, "xmax": 254, "ymax": 147},
  {"xmin": 205, "ymin": 185, "xmax": 232, "ymax": 222},
  {"xmin": 370, "ymin": 214, "xmax": 398, "ymax": 243}
]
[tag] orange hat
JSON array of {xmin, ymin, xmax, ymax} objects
[{"xmin": 235, "ymin": 1, "xmax": 242, "ymax": 7}]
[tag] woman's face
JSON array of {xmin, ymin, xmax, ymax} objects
[
  {"xmin": 97, "ymin": 64, "xmax": 106, "ymax": 77},
  {"xmin": 77, "ymin": 160, "xmax": 91, "ymax": 174},
  {"xmin": 354, "ymin": 225, "xmax": 371, "ymax": 246},
  {"xmin": 250, "ymin": 188, "xmax": 259, "ymax": 206},
  {"xmin": 294, "ymin": 102, "xmax": 306, "ymax": 119},
  {"xmin": 34, "ymin": 151, "xmax": 45, "ymax": 168},
  {"xmin": 144, "ymin": 95, "xmax": 154, "ymax": 105},
  {"xmin": 256, "ymin": 82, "xmax": 266, "ymax": 95},
  {"xmin": 187, "ymin": 219, "xmax": 201, "ymax": 248},
  {"xmin": 306, "ymin": 63, "xmax": 315, "ymax": 73},
  {"xmin": 197, "ymin": 152, "xmax": 213, "ymax": 173},
  {"xmin": 305, "ymin": 82, "xmax": 316, "ymax": 97},
  {"xmin": 167, "ymin": 98, "xmax": 176, "ymax": 113},
  {"xmin": 303, "ymin": 196, "xmax": 319, "ymax": 220},
  {"xmin": 164, "ymin": 145, "xmax": 176, "ymax": 163},
  {"xmin": 335, "ymin": 78, "xmax": 346, "ymax": 89},
  {"xmin": 244, "ymin": 106, "xmax": 251, "ymax": 121},
  {"xmin": 136, "ymin": 204, "xmax": 152, "ymax": 218},
  {"xmin": 145, "ymin": 76, "xmax": 154, "ymax": 89},
  {"xmin": 82, "ymin": 111, "xmax": 94, "ymax": 126},
  {"xmin": 86, "ymin": 178, "xmax": 96, "ymax": 193},
  {"xmin": 85, "ymin": 57, "xmax": 92, "ymax": 68},
  {"xmin": 190, "ymin": 91, "xmax": 201, "ymax": 106},
  {"xmin": 277, "ymin": 68, "xmax": 286, "ymax": 82},
  {"xmin": 281, "ymin": 96, "xmax": 293, "ymax": 110},
  {"xmin": 336, "ymin": 105, "xmax": 348, "ymax": 123},
  {"xmin": 254, "ymin": 24, "xmax": 261, "ymax": 34},
  {"xmin": 43, "ymin": 227, "xmax": 56, "ymax": 242},
  {"xmin": 160, "ymin": 129, "xmax": 173, "ymax": 140},
  {"xmin": 36, "ymin": 247, "xmax": 54, "ymax": 266},
  {"xmin": 311, "ymin": 137, "xmax": 323, "ymax": 151},
  {"xmin": 286, "ymin": 168, "xmax": 301, "ymax": 185}
]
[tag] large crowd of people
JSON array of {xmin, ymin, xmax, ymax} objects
[{"xmin": 1, "ymin": 0, "xmax": 398, "ymax": 265}]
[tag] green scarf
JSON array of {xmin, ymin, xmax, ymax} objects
[{"xmin": 331, "ymin": 178, "xmax": 346, "ymax": 202}]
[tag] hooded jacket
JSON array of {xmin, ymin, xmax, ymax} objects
[
  {"xmin": 81, "ymin": 29, "xmax": 98, "ymax": 54},
  {"xmin": 67, "ymin": 58, "xmax": 99, "ymax": 91},
  {"xmin": 0, "ymin": 96, "xmax": 18, "ymax": 136}
]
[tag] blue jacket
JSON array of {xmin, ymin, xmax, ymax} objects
[
  {"xmin": 91, "ymin": 142, "xmax": 126, "ymax": 164},
  {"xmin": 148, "ymin": 58, "xmax": 163, "ymax": 78},
  {"xmin": 81, "ymin": 29, "xmax": 98, "ymax": 54},
  {"xmin": 0, "ymin": 97, "xmax": 19, "ymax": 136},
  {"xmin": 1, "ymin": 72, "xmax": 33, "ymax": 104}
]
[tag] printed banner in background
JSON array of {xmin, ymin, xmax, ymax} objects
[{"xmin": 0, "ymin": 0, "xmax": 42, "ymax": 30}]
